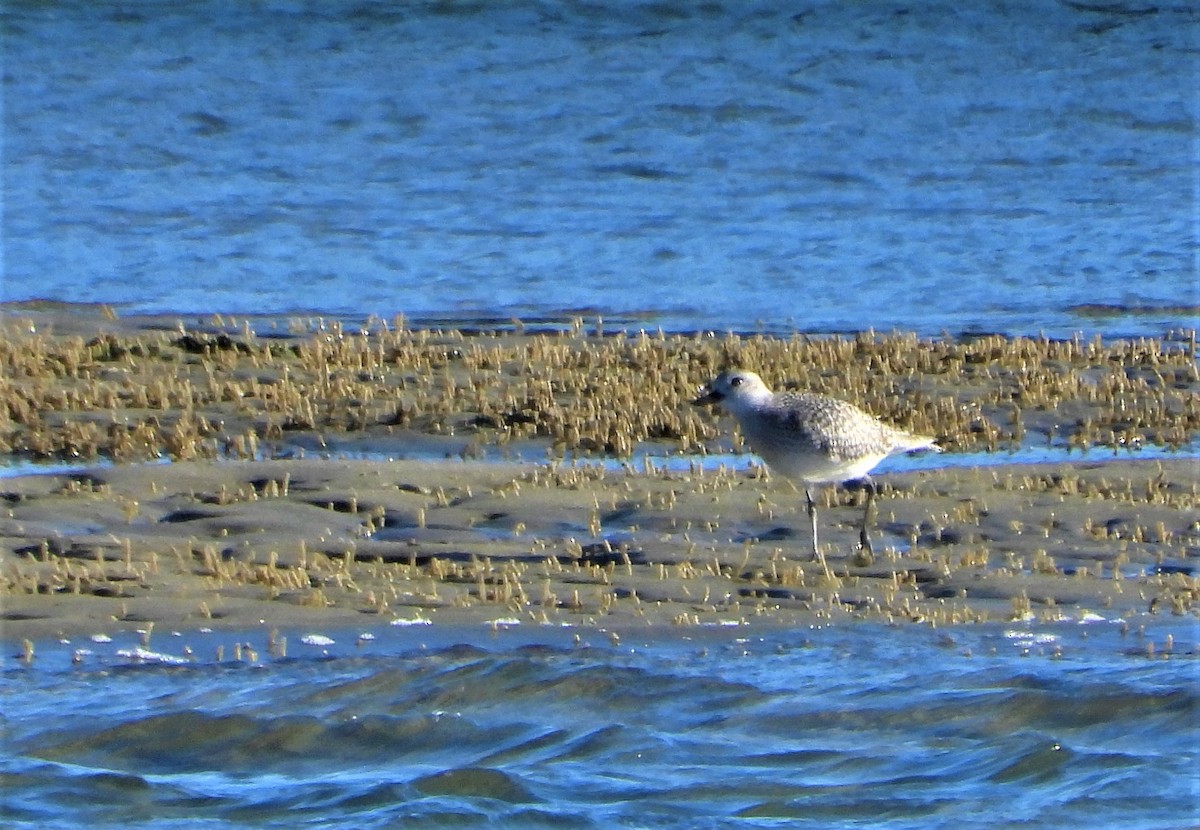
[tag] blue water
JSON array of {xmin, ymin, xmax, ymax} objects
[
  {"xmin": 3, "ymin": 620, "xmax": 1198, "ymax": 829},
  {"xmin": 4, "ymin": 4, "xmax": 1200, "ymax": 827},
  {"xmin": 3, "ymin": 1, "xmax": 1196, "ymax": 336}
]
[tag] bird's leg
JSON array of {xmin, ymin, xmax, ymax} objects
[
  {"xmin": 805, "ymin": 488, "xmax": 831, "ymax": 578},
  {"xmin": 855, "ymin": 476, "xmax": 876, "ymax": 566},
  {"xmin": 804, "ymin": 488, "xmax": 818, "ymax": 553}
]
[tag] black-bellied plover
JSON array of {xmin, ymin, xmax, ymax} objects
[{"xmin": 693, "ymin": 369, "xmax": 940, "ymax": 573}]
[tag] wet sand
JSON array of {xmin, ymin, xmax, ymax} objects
[
  {"xmin": 2, "ymin": 453, "xmax": 1196, "ymax": 642},
  {"xmin": 1, "ymin": 305, "xmax": 1197, "ymax": 641}
]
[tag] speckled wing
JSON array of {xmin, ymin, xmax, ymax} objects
[{"xmin": 769, "ymin": 391, "xmax": 894, "ymax": 462}]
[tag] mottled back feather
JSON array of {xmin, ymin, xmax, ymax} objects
[{"xmin": 696, "ymin": 369, "xmax": 939, "ymax": 485}]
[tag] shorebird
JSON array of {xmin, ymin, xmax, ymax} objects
[{"xmin": 693, "ymin": 369, "xmax": 940, "ymax": 574}]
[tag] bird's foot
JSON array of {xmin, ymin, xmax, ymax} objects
[
  {"xmin": 851, "ymin": 545, "xmax": 874, "ymax": 568},
  {"xmin": 852, "ymin": 527, "xmax": 875, "ymax": 566}
]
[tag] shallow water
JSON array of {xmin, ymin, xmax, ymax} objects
[
  {"xmin": 3, "ymin": 620, "xmax": 1196, "ymax": 829},
  {"xmin": 3, "ymin": 431, "xmax": 1196, "ymax": 481},
  {"xmin": 4, "ymin": 1, "xmax": 1195, "ymax": 337},
  {"xmin": 4, "ymin": 4, "xmax": 1198, "ymax": 826}
]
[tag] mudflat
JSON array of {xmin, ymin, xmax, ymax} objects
[
  {"xmin": 1, "ymin": 455, "xmax": 1196, "ymax": 642},
  {"xmin": 1, "ymin": 305, "xmax": 1196, "ymax": 641}
]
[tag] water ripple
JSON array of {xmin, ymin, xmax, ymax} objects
[{"xmin": 4, "ymin": 622, "xmax": 1197, "ymax": 829}]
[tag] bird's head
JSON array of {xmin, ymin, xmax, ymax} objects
[{"xmin": 692, "ymin": 369, "xmax": 771, "ymax": 409}]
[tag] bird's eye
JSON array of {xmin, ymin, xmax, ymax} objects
[{"xmin": 730, "ymin": 376, "xmax": 743, "ymax": 387}]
